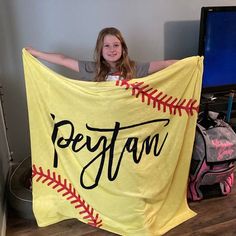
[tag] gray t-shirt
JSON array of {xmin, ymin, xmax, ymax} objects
[{"xmin": 78, "ymin": 61, "xmax": 150, "ymax": 81}]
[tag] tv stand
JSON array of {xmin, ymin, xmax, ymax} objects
[{"xmin": 200, "ymin": 90, "xmax": 236, "ymax": 131}]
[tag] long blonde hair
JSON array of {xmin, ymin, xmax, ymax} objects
[{"xmin": 94, "ymin": 27, "xmax": 135, "ymax": 82}]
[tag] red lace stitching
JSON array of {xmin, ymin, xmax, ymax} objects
[
  {"xmin": 116, "ymin": 80, "xmax": 199, "ymax": 116},
  {"xmin": 32, "ymin": 164, "xmax": 102, "ymax": 228}
]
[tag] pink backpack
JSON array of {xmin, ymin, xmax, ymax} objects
[{"xmin": 188, "ymin": 112, "xmax": 236, "ymax": 201}]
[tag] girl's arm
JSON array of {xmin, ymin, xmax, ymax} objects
[
  {"xmin": 148, "ymin": 60, "xmax": 178, "ymax": 74},
  {"xmin": 25, "ymin": 47, "xmax": 80, "ymax": 72}
]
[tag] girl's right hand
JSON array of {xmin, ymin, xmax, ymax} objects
[{"xmin": 25, "ymin": 47, "xmax": 39, "ymax": 57}]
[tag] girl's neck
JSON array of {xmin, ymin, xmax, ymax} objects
[{"xmin": 107, "ymin": 61, "xmax": 117, "ymax": 69}]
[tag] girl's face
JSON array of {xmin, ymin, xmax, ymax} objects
[{"xmin": 102, "ymin": 35, "xmax": 122, "ymax": 67}]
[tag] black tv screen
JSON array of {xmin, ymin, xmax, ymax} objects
[{"xmin": 199, "ymin": 6, "xmax": 236, "ymax": 92}]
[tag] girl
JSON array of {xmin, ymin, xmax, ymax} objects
[{"xmin": 26, "ymin": 27, "xmax": 177, "ymax": 81}]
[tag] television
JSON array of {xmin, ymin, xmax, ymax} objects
[{"xmin": 199, "ymin": 6, "xmax": 236, "ymax": 93}]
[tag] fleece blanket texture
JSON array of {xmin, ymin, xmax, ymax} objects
[{"xmin": 23, "ymin": 48, "xmax": 203, "ymax": 236}]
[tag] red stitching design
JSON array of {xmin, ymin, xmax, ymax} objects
[
  {"xmin": 32, "ymin": 164, "xmax": 102, "ymax": 228},
  {"xmin": 116, "ymin": 80, "xmax": 199, "ymax": 116}
]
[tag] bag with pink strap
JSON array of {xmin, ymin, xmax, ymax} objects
[{"xmin": 188, "ymin": 111, "xmax": 236, "ymax": 201}]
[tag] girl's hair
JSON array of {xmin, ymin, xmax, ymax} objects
[{"xmin": 94, "ymin": 27, "xmax": 135, "ymax": 82}]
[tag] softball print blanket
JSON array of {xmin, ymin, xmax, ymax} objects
[{"xmin": 23, "ymin": 48, "xmax": 203, "ymax": 236}]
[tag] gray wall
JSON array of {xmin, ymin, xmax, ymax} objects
[
  {"xmin": 0, "ymin": 99, "xmax": 10, "ymax": 236},
  {"xmin": 0, "ymin": 2, "xmax": 11, "ymax": 235},
  {"xmin": 0, "ymin": 0, "xmax": 236, "ymax": 163}
]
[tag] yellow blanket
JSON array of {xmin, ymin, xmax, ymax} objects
[{"xmin": 23, "ymin": 48, "xmax": 203, "ymax": 236}]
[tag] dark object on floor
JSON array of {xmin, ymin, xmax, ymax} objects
[{"xmin": 7, "ymin": 157, "xmax": 34, "ymax": 220}]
